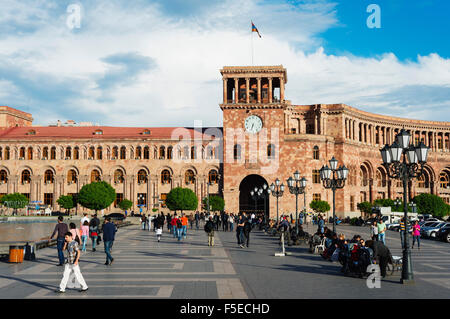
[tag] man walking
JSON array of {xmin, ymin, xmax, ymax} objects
[
  {"xmin": 195, "ymin": 211, "xmax": 200, "ymax": 230},
  {"xmin": 103, "ymin": 217, "xmax": 116, "ymax": 266},
  {"xmin": 222, "ymin": 212, "xmax": 229, "ymax": 232},
  {"xmin": 49, "ymin": 216, "xmax": 69, "ymax": 266},
  {"xmin": 181, "ymin": 213, "xmax": 188, "ymax": 239},
  {"xmin": 56, "ymin": 231, "xmax": 88, "ymax": 293},
  {"xmin": 377, "ymin": 219, "xmax": 387, "ymax": 245},
  {"xmin": 205, "ymin": 216, "xmax": 215, "ymax": 246},
  {"xmin": 243, "ymin": 216, "xmax": 252, "ymax": 248},
  {"xmin": 237, "ymin": 213, "xmax": 247, "ymax": 248}
]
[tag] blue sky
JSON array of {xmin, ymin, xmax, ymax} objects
[{"xmin": 0, "ymin": 0, "xmax": 448, "ymax": 126}]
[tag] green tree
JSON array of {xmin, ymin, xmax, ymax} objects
[
  {"xmin": 117, "ymin": 199, "xmax": 133, "ymax": 212},
  {"xmin": 166, "ymin": 187, "xmax": 198, "ymax": 214},
  {"xmin": 57, "ymin": 195, "xmax": 76, "ymax": 214},
  {"xmin": 0, "ymin": 193, "xmax": 29, "ymax": 215},
  {"xmin": 202, "ymin": 195, "xmax": 225, "ymax": 212},
  {"xmin": 309, "ymin": 200, "xmax": 330, "ymax": 214},
  {"xmin": 78, "ymin": 181, "xmax": 116, "ymax": 212},
  {"xmin": 413, "ymin": 193, "xmax": 449, "ymax": 218},
  {"xmin": 357, "ymin": 201, "xmax": 373, "ymax": 217}
]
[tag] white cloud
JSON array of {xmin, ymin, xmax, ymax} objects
[{"xmin": 0, "ymin": 0, "xmax": 448, "ymax": 127}]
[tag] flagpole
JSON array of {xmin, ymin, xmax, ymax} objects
[{"xmin": 251, "ymin": 24, "xmax": 254, "ymax": 66}]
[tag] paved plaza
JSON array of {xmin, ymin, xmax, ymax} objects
[{"xmin": 0, "ymin": 223, "xmax": 449, "ymax": 299}]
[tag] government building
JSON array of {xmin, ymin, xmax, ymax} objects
[{"xmin": 1, "ymin": 65, "xmax": 450, "ymax": 218}]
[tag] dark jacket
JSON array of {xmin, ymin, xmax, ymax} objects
[
  {"xmin": 369, "ymin": 241, "xmax": 391, "ymax": 258},
  {"xmin": 103, "ymin": 222, "xmax": 117, "ymax": 241}
]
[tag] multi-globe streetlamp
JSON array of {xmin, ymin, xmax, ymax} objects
[
  {"xmin": 250, "ymin": 184, "xmax": 271, "ymax": 219},
  {"xmin": 286, "ymin": 171, "xmax": 307, "ymax": 235},
  {"xmin": 319, "ymin": 157, "xmax": 349, "ymax": 234},
  {"xmin": 269, "ymin": 179, "xmax": 285, "ymax": 223},
  {"xmin": 380, "ymin": 128, "xmax": 430, "ymax": 284}
]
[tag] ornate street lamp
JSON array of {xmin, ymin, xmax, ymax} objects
[
  {"xmin": 287, "ymin": 171, "xmax": 307, "ymax": 235},
  {"xmin": 380, "ymin": 128, "xmax": 430, "ymax": 285},
  {"xmin": 319, "ymin": 157, "xmax": 348, "ymax": 234},
  {"xmin": 270, "ymin": 178, "xmax": 285, "ymax": 223}
]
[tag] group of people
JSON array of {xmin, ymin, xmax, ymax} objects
[{"xmin": 49, "ymin": 213, "xmax": 118, "ymax": 293}]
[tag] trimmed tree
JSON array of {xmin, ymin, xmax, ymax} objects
[
  {"xmin": 57, "ymin": 195, "xmax": 76, "ymax": 214},
  {"xmin": 0, "ymin": 193, "xmax": 29, "ymax": 215},
  {"xmin": 78, "ymin": 181, "xmax": 116, "ymax": 213},
  {"xmin": 357, "ymin": 201, "xmax": 373, "ymax": 217},
  {"xmin": 166, "ymin": 187, "xmax": 198, "ymax": 214},
  {"xmin": 202, "ymin": 195, "xmax": 225, "ymax": 212},
  {"xmin": 118, "ymin": 199, "xmax": 133, "ymax": 212},
  {"xmin": 413, "ymin": 193, "xmax": 449, "ymax": 218},
  {"xmin": 309, "ymin": 200, "xmax": 330, "ymax": 215}
]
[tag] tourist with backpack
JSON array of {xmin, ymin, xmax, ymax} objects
[{"xmin": 205, "ymin": 216, "xmax": 215, "ymax": 246}]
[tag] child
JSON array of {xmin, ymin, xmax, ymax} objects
[{"xmin": 56, "ymin": 232, "xmax": 88, "ymax": 293}]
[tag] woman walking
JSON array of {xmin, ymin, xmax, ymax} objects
[
  {"xmin": 89, "ymin": 218, "xmax": 99, "ymax": 252},
  {"xmin": 370, "ymin": 220, "xmax": 379, "ymax": 241},
  {"xmin": 80, "ymin": 221, "xmax": 89, "ymax": 252},
  {"xmin": 69, "ymin": 223, "xmax": 81, "ymax": 245},
  {"xmin": 412, "ymin": 220, "xmax": 421, "ymax": 250}
]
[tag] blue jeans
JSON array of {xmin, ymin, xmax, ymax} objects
[
  {"xmin": 57, "ymin": 238, "xmax": 65, "ymax": 264},
  {"xmin": 177, "ymin": 227, "xmax": 182, "ymax": 241},
  {"xmin": 412, "ymin": 235, "xmax": 420, "ymax": 248},
  {"xmin": 91, "ymin": 236, "xmax": 97, "ymax": 250},
  {"xmin": 104, "ymin": 241, "xmax": 114, "ymax": 263},
  {"xmin": 81, "ymin": 235, "xmax": 88, "ymax": 251},
  {"xmin": 182, "ymin": 225, "xmax": 187, "ymax": 238},
  {"xmin": 378, "ymin": 233, "xmax": 385, "ymax": 244},
  {"xmin": 230, "ymin": 223, "xmax": 234, "ymax": 232}
]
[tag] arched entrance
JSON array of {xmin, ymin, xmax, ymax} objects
[{"xmin": 239, "ymin": 174, "xmax": 270, "ymax": 218}]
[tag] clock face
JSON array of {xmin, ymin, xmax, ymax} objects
[{"xmin": 244, "ymin": 115, "xmax": 263, "ymax": 134}]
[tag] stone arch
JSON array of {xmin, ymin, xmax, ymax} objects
[{"xmin": 109, "ymin": 165, "xmax": 127, "ymax": 176}]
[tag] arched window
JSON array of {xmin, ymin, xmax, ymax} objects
[
  {"xmin": 21, "ymin": 170, "xmax": 31, "ymax": 184},
  {"xmin": 208, "ymin": 170, "xmax": 219, "ymax": 184},
  {"xmin": 89, "ymin": 146, "xmax": 95, "ymax": 159},
  {"xmin": 73, "ymin": 147, "xmax": 79, "ymax": 160},
  {"xmin": 135, "ymin": 146, "xmax": 142, "ymax": 159},
  {"xmin": 5, "ymin": 147, "xmax": 10, "ymax": 160},
  {"xmin": 143, "ymin": 146, "xmax": 150, "ymax": 159},
  {"xmin": 114, "ymin": 170, "xmax": 124, "ymax": 184},
  {"xmin": 44, "ymin": 170, "xmax": 54, "ymax": 184},
  {"xmin": 19, "ymin": 147, "xmax": 25, "ymax": 159},
  {"xmin": 137, "ymin": 169, "xmax": 148, "ymax": 184},
  {"xmin": 191, "ymin": 146, "xmax": 197, "ymax": 160},
  {"xmin": 440, "ymin": 172, "xmax": 449, "ymax": 189},
  {"xmin": 313, "ymin": 146, "xmax": 319, "ymax": 160},
  {"xmin": 0, "ymin": 170, "xmax": 8, "ymax": 183},
  {"xmin": 267, "ymin": 144, "xmax": 275, "ymax": 159},
  {"xmin": 167, "ymin": 146, "xmax": 173, "ymax": 160},
  {"xmin": 91, "ymin": 170, "xmax": 101, "ymax": 183},
  {"xmin": 67, "ymin": 169, "xmax": 77, "ymax": 184},
  {"xmin": 185, "ymin": 170, "xmax": 195, "ymax": 184},
  {"xmin": 417, "ymin": 174, "xmax": 426, "ymax": 188},
  {"xmin": 42, "ymin": 147, "xmax": 49, "ymax": 159},
  {"xmin": 50, "ymin": 147, "xmax": 56, "ymax": 160},
  {"xmin": 360, "ymin": 167, "xmax": 368, "ymax": 187},
  {"xmin": 65, "ymin": 147, "xmax": 72, "ymax": 159},
  {"xmin": 97, "ymin": 147, "xmax": 102, "ymax": 160},
  {"xmin": 159, "ymin": 146, "xmax": 165, "ymax": 159},
  {"xmin": 27, "ymin": 147, "xmax": 33, "ymax": 160},
  {"xmin": 120, "ymin": 146, "xmax": 126, "ymax": 159},
  {"xmin": 161, "ymin": 169, "xmax": 171, "ymax": 184},
  {"xmin": 233, "ymin": 144, "xmax": 241, "ymax": 160}
]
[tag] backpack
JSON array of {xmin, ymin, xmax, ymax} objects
[
  {"xmin": 176, "ymin": 219, "xmax": 182, "ymax": 228},
  {"xmin": 204, "ymin": 222, "xmax": 213, "ymax": 233}
]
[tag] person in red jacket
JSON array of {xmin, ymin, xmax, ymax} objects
[{"xmin": 171, "ymin": 214, "xmax": 179, "ymax": 239}]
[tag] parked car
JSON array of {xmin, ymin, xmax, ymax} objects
[
  {"xmin": 424, "ymin": 218, "xmax": 442, "ymax": 223},
  {"xmin": 420, "ymin": 222, "xmax": 449, "ymax": 238},
  {"xmin": 104, "ymin": 213, "xmax": 126, "ymax": 221},
  {"xmin": 436, "ymin": 224, "xmax": 450, "ymax": 243}
]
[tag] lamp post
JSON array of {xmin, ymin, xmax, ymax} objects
[
  {"xmin": 270, "ymin": 179, "xmax": 285, "ymax": 223},
  {"xmin": 380, "ymin": 128, "xmax": 430, "ymax": 285},
  {"xmin": 319, "ymin": 157, "xmax": 349, "ymax": 234},
  {"xmin": 258, "ymin": 184, "xmax": 270, "ymax": 221},
  {"xmin": 286, "ymin": 171, "xmax": 307, "ymax": 235},
  {"xmin": 250, "ymin": 188, "xmax": 259, "ymax": 213}
]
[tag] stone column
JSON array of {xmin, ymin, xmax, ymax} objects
[
  {"xmin": 257, "ymin": 77, "xmax": 261, "ymax": 103},
  {"xmin": 268, "ymin": 77, "xmax": 273, "ymax": 103},
  {"xmin": 234, "ymin": 78, "xmax": 239, "ymax": 103},
  {"xmin": 280, "ymin": 77, "xmax": 285, "ymax": 101},
  {"xmin": 223, "ymin": 78, "xmax": 228, "ymax": 104},
  {"xmin": 147, "ymin": 175, "xmax": 151, "ymax": 212},
  {"xmin": 245, "ymin": 78, "xmax": 250, "ymax": 104}
]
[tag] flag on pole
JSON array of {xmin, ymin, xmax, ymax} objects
[{"xmin": 251, "ymin": 21, "xmax": 261, "ymax": 38}]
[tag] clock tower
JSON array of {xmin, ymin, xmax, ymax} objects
[{"xmin": 219, "ymin": 65, "xmax": 288, "ymax": 216}]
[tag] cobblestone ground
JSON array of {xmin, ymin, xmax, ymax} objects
[{"xmin": 0, "ymin": 222, "xmax": 449, "ymax": 299}]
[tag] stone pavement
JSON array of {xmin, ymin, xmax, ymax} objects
[{"xmin": 0, "ymin": 222, "xmax": 449, "ymax": 299}]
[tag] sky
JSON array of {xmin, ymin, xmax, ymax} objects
[{"xmin": 0, "ymin": 0, "xmax": 449, "ymax": 127}]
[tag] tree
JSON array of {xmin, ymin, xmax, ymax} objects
[
  {"xmin": 78, "ymin": 181, "xmax": 116, "ymax": 212},
  {"xmin": 357, "ymin": 201, "xmax": 373, "ymax": 217},
  {"xmin": 309, "ymin": 200, "xmax": 330, "ymax": 215},
  {"xmin": 413, "ymin": 193, "xmax": 449, "ymax": 218},
  {"xmin": 57, "ymin": 195, "xmax": 76, "ymax": 214},
  {"xmin": 202, "ymin": 195, "xmax": 225, "ymax": 212},
  {"xmin": 166, "ymin": 187, "xmax": 198, "ymax": 214},
  {"xmin": 0, "ymin": 193, "xmax": 29, "ymax": 215},
  {"xmin": 117, "ymin": 199, "xmax": 133, "ymax": 212}
]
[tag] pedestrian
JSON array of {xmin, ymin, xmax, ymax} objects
[
  {"xmin": 56, "ymin": 231, "xmax": 88, "ymax": 293},
  {"xmin": 377, "ymin": 219, "xmax": 386, "ymax": 244},
  {"xmin": 365, "ymin": 240, "xmax": 392, "ymax": 278},
  {"xmin": 370, "ymin": 220, "xmax": 379, "ymax": 241},
  {"xmin": 214, "ymin": 213, "xmax": 220, "ymax": 231},
  {"xmin": 411, "ymin": 220, "xmax": 421, "ymax": 250},
  {"xmin": 189, "ymin": 214, "xmax": 194, "ymax": 230},
  {"xmin": 69, "ymin": 223, "xmax": 81, "ymax": 245},
  {"xmin": 237, "ymin": 213, "xmax": 247, "ymax": 248},
  {"xmin": 243, "ymin": 216, "xmax": 252, "ymax": 248},
  {"xmin": 103, "ymin": 217, "xmax": 116, "ymax": 266},
  {"xmin": 80, "ymin": 213, "xmax": 90, "ymax": 227},
  {"xmin": 205, "ymin": 216, "xmax": 215, "ymax": 246},
  {"xmin": 229, "ymin": 213, "xmax": 234, "ymax": 232},
  {"xmin": 167, "ymin": 214, "xmax": 172, "ymax": 233},
  {"xmin": 195, "ymin": 211, "xmax": 200, "ymax": 230},
  {"xmin": 223, "ymin": 212, "xmax": 229, "ymax": 231},
  {"xmin": 141, "ymin": 214, "xmax": 147, "ymax": 230},
  {"xmin": 89, "ymin": 217, "xmax": 99, "ymax": 252},
  {"xmin": 49, "ymin": 216, "xmax": 69, "ymax": 266},
  {"xmin": 181, "ymin": 214, "xmax": 188, "ymax": 239},
  {"xmin": 80, "ymin": 220, "xmax": 89, "ymax": 252},
  {"xmin": 171, "ymin": 214, "xmax": 179, "ymax": 238},
  {"xmin": 318, "ymin": 215, "xmax": 325, "ymax": 234},
  {"xmin": 155, "ymin": 214, "xmax": 164, "ymax": 242},
  {"xmin": 399, "ymin": 217, "xmax": 406, "ymax": 249}
]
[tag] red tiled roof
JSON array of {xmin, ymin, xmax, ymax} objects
[{"xmin": 0, "ymin": 126, "xmax": 222, "ymax": 140}]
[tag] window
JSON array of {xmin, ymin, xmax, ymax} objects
[
  {"xmin": 135, "ymin": 146, "xmax": 142, "ymax": 159},
  {"xmin": 44, "ymin": 170, "xmax": 54, "ymax": 184},
  {"xmin": 74, "ymin": 147, "xmax": 79, "ymax": 160},
  {"xmin": 0, "ymin": 170, "xmax": 7, "ymax": 183},
  {"xmin": 138, "ymin": 170, "xmax": 148, "ymax": 184},
  {"xmin": 313, "ymin": 146, "xmax": 319, "ymax": 160},
  {"xmin": 312, "ymin": 170, "xmax": 321, "ymax": 184},
  {"xmin": 417, "ymin": 174, "xmax": 426, "ymax": 188},
  {"xmin": 440, "ymin": 172, "xmax": 449, "ymax": 189},
  {"xmin": 137, "ymin": 193, "xmax": 147, "ymax": 207},
  {"xmin": 112, "ymin": 146, "xmax": 118, "ymax": 159},
  {"xmin": 97, "ymin": 147, "xmax": 102, "ymax": 160},
  {"xmin": 66, "ymin": 147, "xmax": 72, "ymax": 159},
  {"xmin": 4, "ymin": 147, "xmax": 9, "ymax": 160},
  {"xmin": 120, "ymin": 146, "xmax": 126, "ymax": 159},
  {"xmin": 44, "ymin": 193, "xmax": 53, "ymax": 206},
  {"xmin": 313, "ymin": 193, "xmax": 321, "ymax": 201},
  {"xmin": 27, "ymin": 147, "xmax": 33, "ymax": 160},
  {"xmin": 167, "ymin": 146, "xmax": 173, "ymax": 160},
  {"xmin": 114, "ymin": 170, "xmax": 124, "ymax": 184},
  {"xmin": 183, "ymin": 146, "xmax": 189, "ymax": 159},
  {"xmin": 267, "ymin": 144, "xmax": 275, "ymax": 159},
  {"xmin": 50, "ymin": 147, "xmax": 56, "ymax": 160},
  {"xmin": 160, "ymin": 193, "xmax": 168, "ymax": 208},
  {"xmin": 21, "ymin": 170, "xmax": 31, "ymax": 184},
  {"xmin": 306, "ymin": 124, "xmax": 315, "ymax": 134},
  {"xmin": 350, "ymin": 196, "xmax": 355, "ymax": 211},
  {"xmin": 19, "ymin": 147, "xmax": 25, "ymax": 159},
  {"xmin": 185, "ymin": 170, "xmax": 195, "ymax": 184},
  {"xmin": 159, "ymin": 146, "xmax": 165, "ymax": 159},
  {"xmin": 114, "ymin": 193, "xmax": 124, "ymax": 208},
  {"xmin": 91, "ymin": 170, "xmax": 101, "ymax": 183},
  {"xmin": 144, "ymin": 146, "xmax": 150, "ymax": 159},
  {"xmin": 89, "ymin": 147, "xmax": 95, "ymax": 159},
  {"xmin": 27, "ymin": 130, "xmax": 36, "ymax": 135},
  {"xmin": 67, "ymin": 170, "xmax": 77, "ymax": 184},
  {"xmin": 191, "ymin": 146, "xmax": 197, "ymax": 160},
  {"xmin": 94, "ymin": 130, "xmax": 103, "ymax": 135},
  {"xmin": 208, "ymin": 170, "xmax": 219, "ymax": 184},
  {"xmin": 161, "ymin": 170, "xmax": 171, "ymax": 184},
  {"xmin": 142, "ymin": 129, "xmax": 151, "ymax": 135},
  {"xmin": 233, "ymin": 144, "xmax": 241, "ymax": 160}
]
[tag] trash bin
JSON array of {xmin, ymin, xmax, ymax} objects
[{"xmin": 9, "ymin": 245, "xmax": 25, "ymax": 263}]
